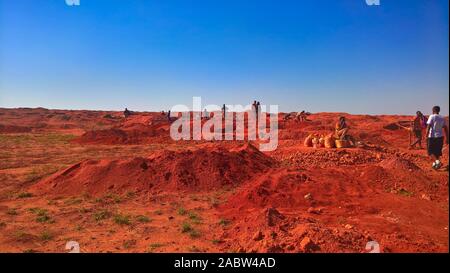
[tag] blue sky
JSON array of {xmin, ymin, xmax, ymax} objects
[{"xmin": 0, "ymin": 0, "xmax": 448, "ymax": 114}]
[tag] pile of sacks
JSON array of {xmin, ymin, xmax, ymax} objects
[{"xmin": 304, "ymin": 133, "xmax": 351, "ymax": 149}]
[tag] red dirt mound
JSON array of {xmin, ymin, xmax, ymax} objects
[{"xmin": 31, "ymin": 143, "xmax": 275, "ymax": 196}]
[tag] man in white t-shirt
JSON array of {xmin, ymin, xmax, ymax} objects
[{"xmin": 425, "ymin": 106, "xmax": 449, "ymax": 170}]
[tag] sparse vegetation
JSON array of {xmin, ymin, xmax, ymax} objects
[
  {"xmin": 154, "ymin": 210, "xmax": 163, "ymax": 215},
  {"xmin": 136, "ymin": 215, "xmax": 150, "ymax": 223},
  {"xmin": 104, "ymin": 193, "xmax": 122, "ymax": 203},
  {"xmin": 36, "ymin": 214, "xmax": 52, "ymax": 223},
  {"xmin": 25, "ymin": 164, "xmax": 61, "ymax": 183},
  {"xmin": 181, "ymin": 222, "xmax": 193, "ymax": 233},
  {"xmin": 7, "ymin": 208, "xmax": 18, "ymax": 215},
  {"xmin": 123, "ymin": 239, "xmax": 136, "ymax": 249},
  {"xmin": 14, "ymin": 230, "xmax": 30, "ymax": 240},
  {"xmin": 189, "ymin": 229, "xmax": 201, "ymax": 238},
  {"xmin": 126, "ymin": 191, "xmax": 136, "ymax": 199},
  {"xmin": 187, "ymin": 246, "xmax": 202, "ymax": 252},
  {"xmin": 64, "ymin": 197, "xmax": 83, "ymax": 205},
  {"xmin": 17, "ymin": 192, "xmax": 33, "ymax": 198},
  {"xmin": 219, "ymin": 218, "xmax": 230, "ymax": 227},
  {"xmin": 29, "ymin": 208, "xmax": 53, "ymax": 223},
  {"xmin": 398, "ymin": 188, "xmax": 413, "ymax": 197},
  {"xmin": 113, "ymin": 213, "xmax": 131, "ymax": 225},
  {"xmin": 78, "ymin": 207, "xmax": 91, "ymax": 214},
  {"xmin": 177, "ymin": 207, "xmax": 187, "ymax": 216},
  {"xmin": 188, "ymin": 212, "xmax": 202, "ymax": 224},
  {"xmin": 39, "ymin": 230, "xmax": 53, "ymax": 241},
  {"xmin": 148, "ymin": 243, "xmax": 164, "ymax": 252},
  {"xmin": 181, "ymin": 222, "xmax": 201, "ymax": 238},
  {"xmin": 94, "ymin": 209, "xmax": 111, "ymax": 221}
]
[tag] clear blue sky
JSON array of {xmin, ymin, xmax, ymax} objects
[{"xmin": 0, "ymin": 0, "xmax": 448, "ymax": 115}]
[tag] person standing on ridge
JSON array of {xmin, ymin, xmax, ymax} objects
[
  {"xmin": 222, "ymin": 104, "xmax": 227, "ymax": 118},
  {"xmin": 167, "ymin": 110, "xmax": 171, "ymax": 122},
  {"xmin": 256, "ymin": 101, "xmax": 261, "ymax": 119}
]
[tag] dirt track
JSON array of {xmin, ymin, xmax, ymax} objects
[{"xmin": 0, "ymin": 108, "xmax": 448, "ymax": 253}]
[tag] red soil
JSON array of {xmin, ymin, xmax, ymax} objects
[{"xmin": 0, "ymin": 108, "xmax": 448, "ymax": 253}]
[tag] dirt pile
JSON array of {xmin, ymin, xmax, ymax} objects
[
  {"xmin": 31, "ymin": 143, "xmax": 275, "ymax": 195},
  {"xmin": 219, "ymin": 207, "xmax": 368, "ymax": 253},
  {"xmin": 274, "ymin": 149, "xmax": 384, "ymax": 168}
]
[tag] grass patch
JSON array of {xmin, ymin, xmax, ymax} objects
[
  {"xmin": 218, "ymin": 218, "xmax": 230, "ymax": 227},
  {"xmin": 104, "ymin": 193, "xmax": 122, "ymax": 204},
  {"xmin": 177, "ymin": 207, "xmax": 187, "ymax": 216},
  {"xmin": 189, "ymin": 229, "xmax": 201, "ymax": 238},
  {"xmin": 148, "ymin": 243, "xmax": 164, "ymax": 252},
  {"xmin": 181, "ymin": 222, "xmax": 193, "ymax": 233},
  {"xmin": 78, "ymin": 207, "xmax": 91, "ymax": 214},
  {"xmin": 126, "ymin": 191, "xmax": 136, "ymax": 199},
  {"xmin": 398, "ymin": 188, "xmax": 413, "ymax": 197},
  {"xmin": 136, "ymin": 215, "xmax": 150, "ymax": 223},
  {"xmin": 93, "ymin": 209, "xmax": 111, "ymax": 221},
  {"xmin": 181, "ymin": 222, "xmax": 201, "ymax": 238},
  {"xmin": 14, "ymin": 230, "xmax": 30, "ymax": 240},
  {"xmin": 154, "ymin": 210, "xmax": 163, "ymax": 215},
  {"xmin": 188, "ymin": 211, "xmax": 200, "ymax": 220},
  {"xmin": 123, "ymin": 239, "xmax": 136, "ymax": 249},
  {"xmin": 17, "ymin": 192, "xmax": 33, "ymax": 199},
  {"xmin": 36, "ymin": 214, "xmax": 51, "ymax": 223},
  {"xmin": 39, "ymin": 230, "xmax": 53, "ymax": 241},
  {"xmin": 187, "ymin": 246, "xmax": 202, "ymax": 252},
  {"xmin": 7, "ymin": 208, "xmax": 18, "ymax": 215},
  {"xmin": 64, "ymin": 197, "xmax": 83, "ymax": 205},
  {"xmin": 29, "ymin": 208, "xmax": 53, "ymax": 223},
  {"xmin": 113, "ymin": 213, "xmax": 131, "ymax": 225},
  {"xmin": 25, "ymin": 165, "xmax": 61, "ymax": 183}
]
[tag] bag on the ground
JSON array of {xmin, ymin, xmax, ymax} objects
[
  {"xmin": 324, "ymin": 135, "xmax": 336, "ymax": 148},
  {"xmin": 304, "ymin": 134, "xmax": 313, "ymax": 147}
]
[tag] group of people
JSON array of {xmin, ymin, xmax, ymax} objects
[
  {"xmin": 283, "ymin": 110, "xmax": 311, "ymax": 122},
  {"xmin": 252, "ymin": 101, "xmax": 262, "ymax": 118},
  {"xmin": 334, "ymin": 106, "xmax": 448, "ymax": 170},
  {"xmin": 410, "ymin": 106, "xmax": 448, "ymax": 170}
]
